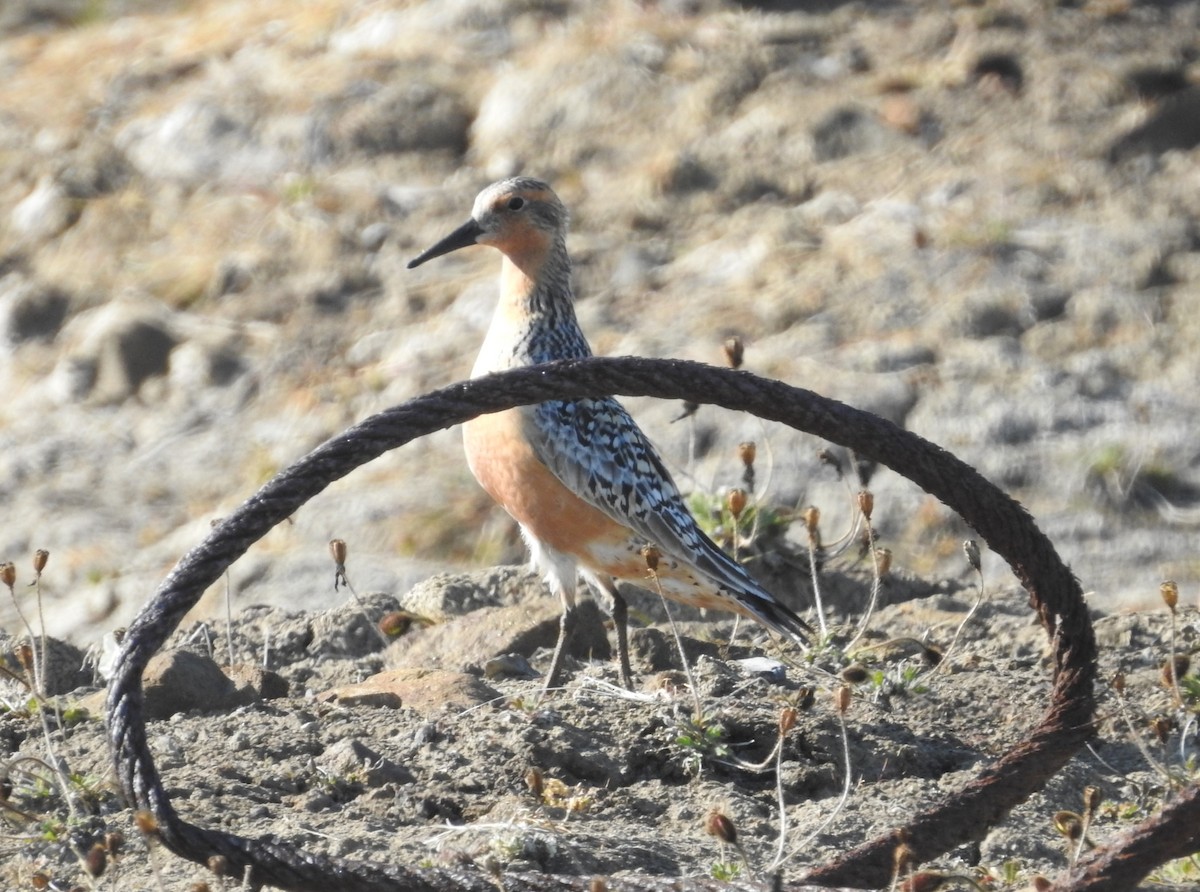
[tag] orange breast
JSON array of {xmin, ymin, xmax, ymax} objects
[
  {"xmin": 463, "ymin": 408, "xmax": 629, "ymax": 557},
  {"xmin": 463, "ymin": 409, "xmax": 756, "ymax": 620}
]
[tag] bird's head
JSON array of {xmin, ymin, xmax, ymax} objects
[{"xmin": 407, "ymin": 177, "xmax": 568, "ymax": 270}]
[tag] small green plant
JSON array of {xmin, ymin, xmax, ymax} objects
[
  {"xmin": 280, "ymin": 175, "xmax": 319, "ymax": 204},
  {"xmin": 674, "ymin": 714, "xmax": 730, "ymax": 775},
  {"xmin": 1149, "ymin": 853, "xmax": 1200, "ymax": 885},
  {"xmin": 37, "ymin": 816, "xmax": 68, "ymax": 842},
  {"xmin": 710, "ymin": 860, "xmax": 741, "ymax": 881},
  {"xmin": 1180, "ymin": 674, "xmax": 1200, "ymax": 704},
  {"xmin": 869, "ymin": 663, "xmax": 930, "ymax": 700},
  {"xmin": 685, "ymin": 490, "xmax": 792, "ymax": 553},
  {"xmin": 999, "ymin": 858, "xmax": 1023, "ymax": 885}
]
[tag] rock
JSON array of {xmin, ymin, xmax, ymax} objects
[
  {"xmin": 952, "ymin": 296, "xmax": 1026, "ymax": 339},
  {"xmin": 332, "ymin": 81, "xmax": 470, "ymax": 157},
  {"xmin": 58, "ymin": 139, "xmax": 131, "ymax": 198},
  {"xmin": 628, "ymin": 627, "xmax": 720, "ymax": 674},
  {"xmin": 51, "ymin": 299, "xmax": 178, "ymax": 404},
  {"xmin": 116, "ymin": 99, "xmax": 286, "ymax": 187},
  {"xmin": 309, "ymin": 592, "xmax": 401, "ymax": 658},
  {"xmin": 0, "ymin": 1, "xmax": 84, "ymax": 31},
  {"xmin": 399, "ymin": 566, "xmax": 545, "ymax": 620},
  {"xmin": 484, "ymin": 652, "xmax": 539, "ymax": 680},
  {"xmin": 318, "ymin": 667, "xmax": 500, "ymax": 716},
  {"xmin": 92, "ymin": 314, "xmax": 177, "ymax": 403},
  {"xmin": 225, "ymin": 663, "xmax": 288, "ymax": 701},
  {"xmin": 315, "ymin": 737, "xmax": 414, "ymax": 787},
  {"xmin": 0, "ymin": 274, "xmax": 70, "ymax": 345},
  {"xmin": 141, "ymin": 649, "xmax": 256, "ymax": 719},
  {"xmin": 10, "ymin": 176, "xmax": 74, "ymax": 242},
  {"xmin": 1124, "ymin": 65, "xmax": 1190, "ymax": 102},
  {"xmin": 970, "ymin": 52, "xmax": 1024, "ymax": 95},
  {"xmin": 1109, "ymin": 87, "xmax": 1200, "ymax": 161},
  {"xmin": 387, "ymin": 598, "xmax": 611, "ymax": 675},
  {"xmin": 0, "ymin": 632, "xmax": 88, "ymax": 696},
  {"xmin": 796, "ymin": 189, "xmax": 861, "ymax": 227},
  {"xmin": 472, "ymin": 52, "xmax": 658, "ymax": 173},
  {"xmin": 165, "ymin": 339, "xmax": 246, "ymax": 392},
  {"xmin": 810, "ymin": 106, "xmax": 896, "ymax": 161}
]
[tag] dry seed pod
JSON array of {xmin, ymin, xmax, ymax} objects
[
  {"xmin": 726, "ymin": 488, "xmax": 747, "ymax": 520},
  {"xmin": 779, "ymin": 706, "xmax": 798, "ymax": 734},
  {"xmin": 525, "ymin": 767, "xmax": 544, "ymax": 801},
  {"xmin": 379, "ymin": 611, "xmax": 413, "ymax": 638},
  {"xmin": 1160, "ymin": 580, "xmax": 1179, "ymax": 612},
  {"xmin": 963, "ymin": 539, "xmax": 981, "ymax": 573},
  {"xmin": 134, "ymin": 810, "xmax": 160, "ymax": 837},
  {"xmin": 875, "ymin": 547, "xmax": 893, "ymax": 577},
  {"xmin": 32, "ymin": 549, "xmax": 48, "ymax": 575},
  {"xmin": 1082, "ymin": 785, "xmax": 1102, "ymax": 816},
  {"xmin": 841, "ymin": 664, "xmax": 870, "ymax": 684},
  {"xmin": 641, "ymin": 545, "xmax": 661, "ymax": 573},
  {"xmin": 704, "ymin": 808, "xmax": 738, "ymax": 844},
  {"xmin": 858, "ymin": 490, "xmax": 874, "ymax": 520},
  {"xmin": 85, "ymin": 843, "xmax": 107, "ymax": 878},
  {"xmin": 105, "ymin": 831, "xmax": 125, "ymax": 857},
  {"xmin": 14, "ymin": 643, "xmax": 34, "ymax": 672},
  {"xmin": 737, "ymin": 441, "xmax": 756, "ymax": 467},
  {"xmin": 31, "ymin": 872, "xmax": 50, "ymax": 891},
  {"xmin": 835, "ymin": 684, "xmax": 852, "ymax": 715},
  {"xmin": 802, "ymin": 506, "xmax": 820, "ymax": 535},
  {"xmin": 1150, "ymin": 716, "xmax": 1172, "ymax": 744},
  {"xmin": 1031, "ymin": 877, "xmax": 1052, "ymax": 892},
  {"xmin": 901, "ymin": 872, "xmax": 947, "ymax": 892},
  {"xmin": 590, "ymin": 879, "xmax": 608, "ymax": 892},
  {"xmin": 207, "ymin": 855, "xmax": 229, "ymax": 877},
  {"xmin": 1053, "ymin": 810, "xmax": 1083, "ymax": 841},
  {"xmin": 795, "ymin": 685, "xmax": 816, "ymax": 710},
  {"xmin": 0, "ymin": 562, "xmax": 15, "ymax": 590},
  {"xmin": 1161, "ymin": 654, "xmax": 1190, "ymax": 689},
  {"xmin": 1110, "ymin": 671, "xmax": 1126, "ymax": 695},
  {"xmin": 329, "ymin": 538, "xmax": 348, "ymax": 567},
  {"xmin": 722, "ymin": 336, "xmax": 744, "ymax": 369}
]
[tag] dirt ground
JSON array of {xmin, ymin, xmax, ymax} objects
[{"xmin": 2, "ymin": 570, "xmax": 1198, "ymax": 891}]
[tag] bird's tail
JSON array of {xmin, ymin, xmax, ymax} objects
[
  {"xmin": 742, "ymin": 589, "xmax": 813, "ymax": 646},
  {"xmin": 688, "ymin": 532, "xmax": 814, "ymax": 646}
]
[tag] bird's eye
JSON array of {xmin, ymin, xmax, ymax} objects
[{"xmin": 507, "ymin": 196, "xmax": 525, "ymax": 211}]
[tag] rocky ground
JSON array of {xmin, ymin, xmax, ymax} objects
[
  {"xmin": 2, "ymin": 564, "xmax": 1199, "ymax": 891},
  {"xmin": 1, "ymin": 0, "xmax": 1200, "ymax": 889}
]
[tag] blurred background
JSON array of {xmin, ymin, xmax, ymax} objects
[{"xmin": 0, "ymin": 0, "xmax": 1198, "ymax": 646}]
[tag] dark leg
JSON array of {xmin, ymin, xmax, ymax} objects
[
  {"xmin": 542, "ymin": 604, "xmax": 578, "ymax": 696},
  {"xmin": 610, "ymin": 589, "xmax": 634, "ymax": 690},
  {"xmin": 589, "ymin": 576, "xmax": 634, "ymax": 689}
]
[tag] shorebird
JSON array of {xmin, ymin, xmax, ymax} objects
[{"xmin": 407, "ymin": 177, "xmax": 811, "ymax": 690}]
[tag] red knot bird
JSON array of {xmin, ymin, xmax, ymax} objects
[{"xmin": 408, "ymin": 177, "xmax": 811, "ymax": 691}]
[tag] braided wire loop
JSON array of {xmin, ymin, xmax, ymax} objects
[{"xmin": 106, "ymin": 356, "xmax": 1099, "ymax": 891}]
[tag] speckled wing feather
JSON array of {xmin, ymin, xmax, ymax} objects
[{"xmin": 525, "ymin": 397, "xmax": 811, "ymax": 642}]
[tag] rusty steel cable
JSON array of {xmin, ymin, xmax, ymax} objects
[{"xmin": 107, "ymin": 356, "xmax": 1106, "ymax": 891}]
